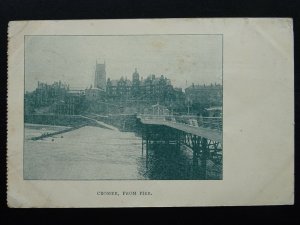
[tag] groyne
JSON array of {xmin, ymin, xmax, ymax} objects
[{"xmin": 30, "ymin": 124, "xmax": 86, "ymax": 140}]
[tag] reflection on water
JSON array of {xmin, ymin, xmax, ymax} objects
[{"xmin": 24, "ymin": 125, "xmax": 221, "ymax": 180}]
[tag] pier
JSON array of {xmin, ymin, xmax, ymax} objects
[{"xmin": 137, "ymin": 114, "xmax": 222, "ymax": 179}]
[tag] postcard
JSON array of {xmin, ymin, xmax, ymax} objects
[{"xmin": 7, "ymin": 18, "xmax": 294, "ymax": 207}]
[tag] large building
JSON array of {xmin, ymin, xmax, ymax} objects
[
  {"xmin": 54, "ymin": 90, "xmax": 85, "ymax": 115},
  {"xmin": 106, "ymin": 69, "xmax": 176, "ymax": 103},
  {"xmin": 24, "ymin": 81, "xmax": 86, "ymax": 115},
  {"xmin": 33, "ymin": 81, "xmax": 68, "ymax": 107},
  {"xmin": 94, "ymin": 61, "xmax": 106, "ymax": 91},
  {"xmin": 106, "ymin": 76, "xmax": 132, "ymax": 100},
  {"xmin": 139, "ymin": 74, "xmax": 173, "ymax": 102},
  {"xmin": 185, "ymin": 83, "xmax": 222, "ymax": 113}
]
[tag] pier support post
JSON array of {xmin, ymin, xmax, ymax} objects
[
  {"xmin": 191, "ymin": 135, "xmax": 201, "ymax": 178},
  {"xmin": 176, "ymin": 131, "xmax": 181, "ymax": 150},
  {"xmin": 146, "ymin": 138, "xmax": 149, "ymax": 155},
  {"xmin": 201, "ymin": 138, "xmax": 208, "ymax": 179},
  {"xmin": 142, "ymin": 137, "xmax": 144, "ymax": 155}
]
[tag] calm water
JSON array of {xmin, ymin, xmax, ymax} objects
[{"xmin": 24, "ymin": 125, "xmax": 221, "ymax": 180}]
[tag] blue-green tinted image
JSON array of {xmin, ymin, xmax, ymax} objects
[{"xmin": 24, "ymin": 35, "xmax": 223, "ymax": 180}]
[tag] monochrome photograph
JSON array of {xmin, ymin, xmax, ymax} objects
[{"xmin": 24, "ymin": 34, "xmax": 223, "ymax": 180}]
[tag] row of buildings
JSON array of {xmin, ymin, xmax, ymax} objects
[
  {"xmin": 25, "ymin": 62, "xmax": 222, "ymax": 115},
  {"xmin": 106, "ymin": 70, "xmax": 182, "ymax": 102},
  {"xmin": 88, "ymin": 63, "xmax": 181, "ymax": 103},
  {"xmin": 25, "ymin": 81, "xmax": 86, "ymax": 115}
]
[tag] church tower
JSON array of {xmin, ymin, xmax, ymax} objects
[
  {"xmin": 132, "ymin": 68, "xmax": 140, "ymax": 97},
  {"xmin": 94, "ymin": 61, "xmax": 106, "ymax": 91},
  {"xmin": 132, "ymin": 68, "xmax": 139, "ymax": 84}
]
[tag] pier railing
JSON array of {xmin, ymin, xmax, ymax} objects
[{"xmin": 139, "ymin": 114, "xmax": 222, "ymax": 131}]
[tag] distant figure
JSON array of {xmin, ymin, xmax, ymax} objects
[
  {"xmin": 61, "ymin": 136, "xmax": 63, "ymax": 138},
  {"xmin": 52, "ymin": 139, "xmax": 54, "ymax": 142}
]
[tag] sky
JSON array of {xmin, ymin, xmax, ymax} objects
[{"xmin": 25, "ymin": 35, "xmax": 222, "ymax": 92}]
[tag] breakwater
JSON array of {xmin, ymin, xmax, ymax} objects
[{"xmin": 30, "ymin": 124, "xmax": 86, "ymax": 140}]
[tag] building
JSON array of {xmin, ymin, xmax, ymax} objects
[
  {"xmin": 105, "ymin": 69, "xmax": 185, "ymax": 114},
  {"xmin": 185, "ymin": 83, "xmax": 222, "ymax": 114},
  {"xmin": 85, "ymin": 87, "xmax": 105, "ymax": 102},
  {"xmin": 24, "ymin": 81, "xmax": 87, "ymax": 115},
  {"xmin": 33, "ymin": 81, "xmax": 68, "ymax": 107},
  {"xmin": 205, "ymin": 106, "xmax": 222, "ymax": 117},
  {"xmin": 136, "ymin": 73, "xmax": 173, "ymax": 102},
  {"xmin": 106, "ymin": 76, "xmax": 132, "ymax": 100},
  {"xmin": 106, "ymin": 69, "xmax": 138, "ymax": 100},
  {"xmin": 94, "ymin": 61, "xmax": 106, "ymax": 91},
  {"xmin": 54, "ymin": 90, "xmax": 85, "ymax": 115},
  {"xmin": 106, "ymin": 69, "xmax": 178, "ymax": 104},
  {"xmin": 106, "ymin": 78, "xmax": 118, "ymax": 98}
]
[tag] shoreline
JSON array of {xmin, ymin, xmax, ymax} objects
[
  {"xmin": 25, "ymin": 120, "xmax": 120, "ymax": 141},
  {"xmin": 25, "ymin": 123, "xmax": 72, "ymax": 129}
]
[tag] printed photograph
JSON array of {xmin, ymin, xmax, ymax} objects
[{"xmin": 24, "ymin": 35, "xmax": 223, "ymax": 180}]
